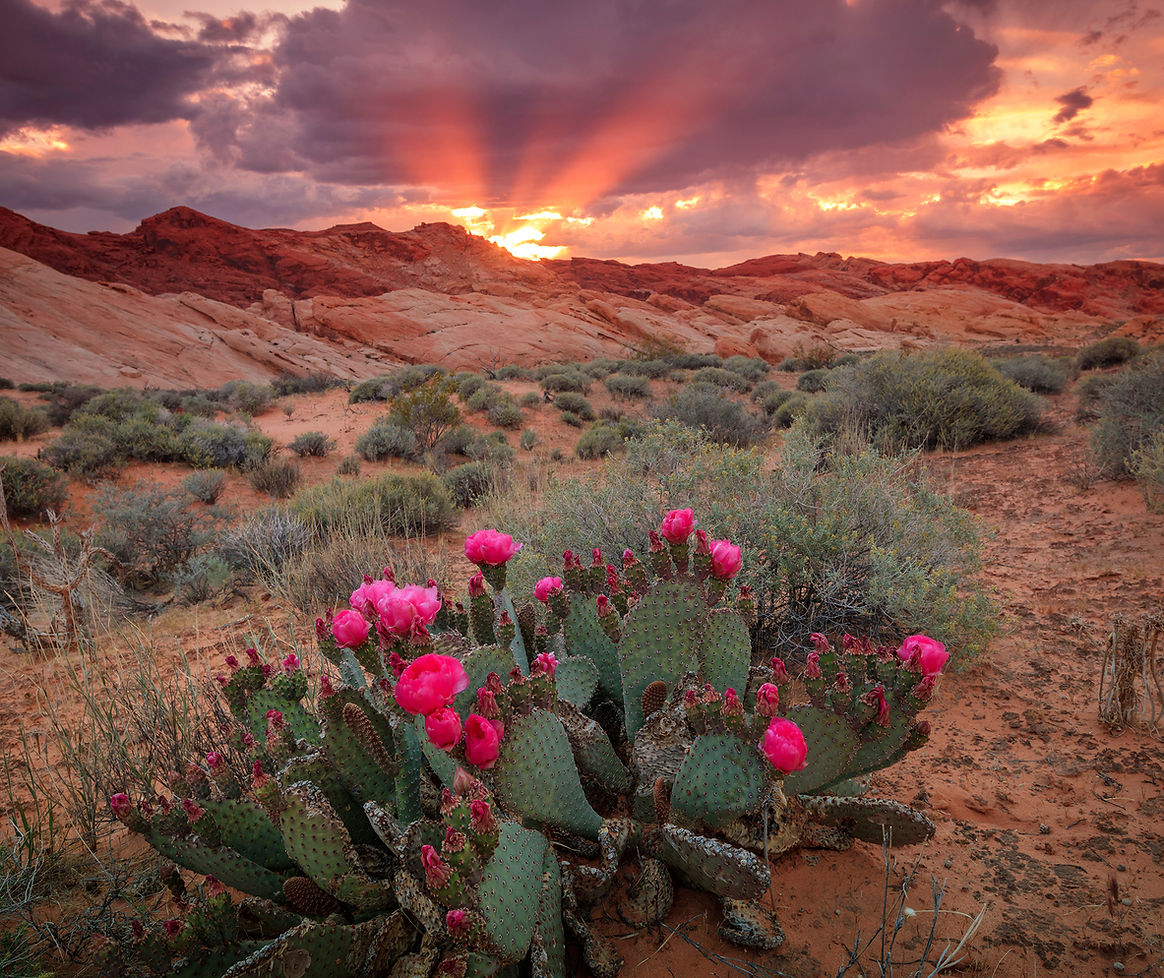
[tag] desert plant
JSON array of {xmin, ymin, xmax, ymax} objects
[
  {"xmin": 582, "ymin": 357, "xmax": 620, "ymax": 378},
  {"xmin": 803, "ymin": 349, "xmax": 1044, "ymax": 451},
  {"xmin": 179, "ymin": 392, "xmax": 221, "ymax": 417},
  {"xmin": 651, "ymin": 383, "xmax": 769, "ymax": 447},
  {"xmin": 288, "ymin": 431, "xmax": 336, "ymax": 457},
  {"xmin": 248, "ymin": 458, "xmax": 302, "ymax": 499},
  {"xmin": 487, "ymin": 398, "xmax": 525, "ymax": 429},
  {"xmin": 337, "ymin": 454, "xmax": 361, "ymax": 476},
  {"xmin": 0, "ymin": 458, "xmax": 68, "ymax": 519},
  {"xmin": 552, "ymin": 391, "xmax": 595, "ymax": 420},
  {"xmin": 177, "ymin": 420, "xmax": 273, "ymax": 470},
  {"xmin": 172, "ymin": 552, "xmax": 231, "ymax": 604},
  {"xmin": 991, "ymin": 355, "xmax": 1070, "ymax": 394},
  {"xmin": 518, "ymin": 391, "xmax": 542, "ymax": 409},
  {"xmin": 442, "ymin": 461, "xmax": 501, "ymax": 508},
  {"xmin": 575, "ymin": 422, "xmax": 628, "ymax": 459},
  {"xmin": 218, "ymin": 380, "xmax": 273, "ymax": 416},
  {"xmin": 38, "ymin": 383, "xmax": 104, "ymax": 426},
  {"xmin": 617, "ymin": 357, "xmax": 672, "ymax": 378},
  {"xmin": 0, "ymin": 398, "xmax": 49, "ymax": 442},
  {"xmin": 293, "ymin": 471, "xmax": 457, "ymax": 536},
  {"xmin": 1078, "ymin": 335, "xmax": 1141, "ymax": 370},
  {"xmin": 109, "ymin": 512, "xmax": 947, "ymax": 978},
  {"xmin": 182, "ymin": 469, "xmax": 228, "ymax": 504},
  {"xmin": 271, "ymin": 371, "xmax": 342, "ymax": 396},
  {"xmin": 558, "ymin": 410, "xmax": 584, "ymax": 428},
  {"xmin": 453, "ymin": 372, "xmax": 487, "ymax": 401},
  {"xmin": 466, "ymin": 383, "xmax": 505, "ymax": 413},
  {"xmin": 519, "ymin": 429, "xmax": 537, "ymax": 451},
  {"xmin": 355, "ymin": 421, "xmax": 419, "ymax": 462},
  {"xmin": 691, "ymin": 366, "xmax": 752, "ymax": 392},
  {"xmin": 38, "ymin": 424, "xmax": 124, "ymax": 478},
  {"xmin": 771, "ymin": 393, "xmax": 809, "ymax": 428},
  {"xmin": 1090, "ymin": 350, "xmax": 1164, "ymax": 477},
  {"xmin": 95, "ymin": 482, "xmax": 225, "ymax": 588},
  {"xmin": 541, "ymin": 370, "xmax": 591, "ymax": 394},
  {"xmin": 389, "ymin": 378, "xmax": 462, "ymax": 450},
  {"xmin": 494, "ymin": 365, "xmax": 534, "ymax": 381},
  {"xmin": 797, "ymin": 368, "xmax": 832, "ymax": 393},
  {"xmin": 348, "ymin": 376, "xmax": 396, "ymax": 404},
  {"xmin": 605, "ymin": 373, "xmax": 651, "ymax": 400},
  {"xmin": 723, "ymin": 355, "xmax": 770, "ymax": 382},
  {"xmin": 1132, "ymin": 431, "xmax": 1164, "ymax": 512},
  {"xmin": 217, "ymin": 508, "xmax": 311, "ymax": 579},
  {"xmin": 666, "ymin": 351, "xmax": 723, "ymax": 369},
  {"xmin": 1075, "ymin": 373, "xmax": 1114, "ymax": 422}
]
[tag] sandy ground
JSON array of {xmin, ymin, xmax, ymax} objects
[{"xmin": 2, "ymin": 381, "xmax": 1162, "ymax": 977}]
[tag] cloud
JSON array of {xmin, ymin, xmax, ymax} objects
[
  {"xmin": 0, "ymin": 0, "xmax": 221, "ymax": 135},
  {"xmin": 1053, "ymin": 86, "xmax": 1094, "ymax": 123}
]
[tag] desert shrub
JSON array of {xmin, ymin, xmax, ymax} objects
[
  {"xmin": 651, "ymin": 383, "xmax": 769, "ymax": 447},
  {"xmin": 0, "ymin": 456, "xmax": 68, "ymax": 519},
  {"xmin": 665, "ymin": 352, "xmax": 722, "ymax": 369},
  {"xmin": 442, "ymin": 461, "xmax": 499, "ymax": 508},
  {"xmin": 605, "ymin": 373, "xmax": 650, "ymax": 400},
  {"xmin": 790, "ymin": 341, "xmax": 838, "ymax": 371},
  {"xmin": 179, "ymin": 392, "xmax": 220, "ymax": 417},
  {"xmin": 1078, "ymin": 336, "xmax": 1141, "ymax": 370},
  {"xmin": 494, "ymin": 365, "xmax": 534, "ymax": 381},
  {"xmin": 777, "ymin": 358, "xmax": 807, "ymax": 372},
  {"xmin": 483, "ymin": 420, "xmax": 995, "ymax": 659},
  {"xmin": 553, "ymin": 392, "xmax": 595, "ymax": 420},
  {"xmin": 39, "ymin": 424, "xmax": 124, "ymax": 477},
  {"xmin": 617, "ymin": 358, "xmax": 671, "ymax": 379},
  {"xmin": 1132, "ymin": 432, "xmax": 1164, "ymax": 512},
  {"xmin": 337, "ymin": 454, "xmax": 361, "ymax": 476},
  {"xmin": 0, "ymin": 397, "xmax": 49, "ymax": 441},
  {"xmin": 39, "ymin": 383, "xmax": 104, "ymax": 426},
  {"xmin": 247, "ymin": 458, "xmax": 302, "ymax": 498},
  {"xmin": 1075, "ymin": 374, "xmax": 1115, "ymax": 422},
  {"xmin": 466, "ymin": 384, "xmax": 505, "ymax": 413},
  {"xmin": 95, "ymin": 482, "xmax": 224, "ymax": 588},
  {"xmin": 438, "ymin": 424, "xmax": 475, "ymax": 456},
  {"xmin": 453, "ymin": 372, "xmax": 486, "ymax": 401},
  {"xmin": 1091, "ymin": 350, "xmax": 1164, "ymax": 477},
  {"xmin": 992, "ymin": 355, "xmax": 1069, "ymax": 394},
  {"xmin": 690, "ymin": 366, "xmax": 751, "ymax": 392},
  {"xmin": 519, "ymin": 392, "xmax": 542, "ymax": 409},
  {"xmin": 575, "ymin": 423, "xmax": 625, "ymax": 459},
  {"xmin": 349, "ymin": 376, "xmax": 396, "ymax": 404},
  {"xmin": 582, "ymin": 357, "xmax": 619, "ymax": 378},
  {"xmin": 723, "ymin": 356, "xmax": 770, "ymax": 382},
  {"xmin": 771, "ymin": 393, "xmax": 808, "ymax": 427},
  {"xmin": 0, "ymin": 377, "xmax": 11, "ymax": 389},
  {"xmin": 558, "ymin": 410, "xmax": 584, "ymax": 428},
  {"xmin": 183, "ymin": 469, "xmax": 227, "ymax": 504},
  {"xmin": 271, "ymin": 371, "xmax": 342, "ymax": 396},
  {"xmin": 756, "ymin": 388, "xmax": 796, "ymax": 417},
  {"xmin": 177, "ymin": 420, "xmax": 272, "ymax": 469},
  {"xmin": 355, "ymin": 422, "xmax": 419, "ymax": 462},
  {"xmin": 520, "ymin": 428, "xmax": 537, "ymax": 450},
  {"xmin": 388, "ymin": 379, "xmax": 461, "ymax": 450},
  {"xmin": 541, "ymin": 370, "xmax": 591, "ymax": 394},
  {"xmin": 293, "ymin": 471, "xmax": 456, "ymax": 537},
  {"xmin": 487, "ymin": 398, "xmax": 525, "ymax": 429},
  {"xmin": 750, "ymin": 379, "xmax": 784, "ymax": 402},
  {"xmin": 218, "ymin": 380, "xmax": 273, "ymax": 415},
  {"xmin": 468, "ymin": 432, "xmax": 516, "ymax": 466},
  {"xmin": 286, "ymin": 431, "xmax": 333, "ymax": 458},
  {"xmin": 394, "ymin": 363, "xmax": 446, "ymax": 391},
  {"xmin": 172, "ymin": 552, "xmax": 231, "ymax": 604},
  {"xmin": 797, "ymin": 369, "xmax": 832, "ymax": 393},
  {"xmin": 217, "ymin": 508, "xmax": 310, "ymax": 578},
  {"xmin": 803, "ymin": 349, "xmax": 1044, "ymax": 451}
]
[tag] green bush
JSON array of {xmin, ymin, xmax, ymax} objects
[
  {"xmin": 183, "ymin": 469, "xmax": 227, "ymax": 504},
  {"xmin": 519, "ymin": 392, "xmax": 542, "ymax": 409},
  {"xmin": 355, "ymin": 422, "xmax": 419, "ymax": 462},
  {"xmin": 179, "ymin": 392, "xmax": 220, "ymax": 417},
  {"xmin": 992, "ymin": 355, "xmax": 1070, "ymax": 394},
  {"xmin": 172, "ymin": 552, "xmax": 231, "ymax": 605},
  {"xmin": 394, "ymin": 363, "xmax": 446, "ymax": 391},
  {"xmin": 756, "ymin": 388, "xmax": 795, "ymax": 417},
  {"xmin": 39, "ymin": 383, "xmax": 104, "ymax": 426},
  {"xmin": 218, "ymin": 380, "xmax": 273, "ymax": 415},
  {"xmin": 0, "ymin": 397, "xmax": 49, "ymax": 441},
  {"xmin": 616, "ymin": 358, "xmax": 671, "ymax": 379},
  {"xmin": 337, "ymin": 454, "xmax": 362, "ymax": 476},
  {"xmin": 0, "ymin": 456, "xmax": 68, "ymax": 518},
  {"xmin": 665, "ymin": 352, "xmax": 722, "ymax": 369},
  {"xmin": 723, "ymin": 355, "xmax": 771, "ymax": 382},
  {"xmin": 575, "ymin": 422, "xmax": 628, "ymax": 459},
  {"xmin": 1078, "ymin": 336, "xmax": 1141, "ymax": 370},
  {"xmin": 288, "ymin": 431, "xmax": 336, "ymax": 457},
  {"xmin": 1132, "ymin": 431, "xmax": 1164, "ymax": 512},
  {"xmin": 771, "ymin": 393, "xmax": 808, "ymax": 428},
  {"xmin": 558, "ymin": 410, "xmax": 584, "ymax": 428},
  {"xmin": 750, "ymin": 379, "xmax": 784, "ymax": 402},
  {"xmin": 293, "ymin": 471, "xmax": 456, "ymax": 536},
  {"xmin": 482, "ymin": 420, "xmax": 996, "ymax": 660},
  {"xmin": 796, "ymin": 369, "xmax": 831, "ymax": 393},
  {"xmin": 494, "ymin": 365, "xmax": 534, "ymax": 381},
  {"xmin": 1075, "ymin": 374, "xmax": 1114, "ymax": 422},
  {"xmin": 803, "ymin": 349, "xmax": 1044, "ymax": 451},
  {"xmin": 582, "ymin": 358, "xmax": 620, "ymax": 378},
  {"xmin": 349, "ymin": 376, "xmax": 396, "ymax": 404},
  {"xmin": 1091, "ymin": 350, "xmax": 1164, "ymax": 477},
  {"xmin": 271, "ymin": 371, "xmax": 342, "ymax": 396},
  {"xmin": 467, "ymin": 432, "xmax": 515, "ymax": 466},
  {"xmin": 442, "ymin": 461, "xmax": 499, "ymax": 507},
  {"xmin": 39, "ymin": 425, "xmax": 124, "ymax": 477},
  {"xmin": 437, "ymin": 424, "xmax": 475, "ymax": 456},
  {"xmin": 605, "ymin": 373, "xmax": 650, "ymax": 400},
  {"xmin": 651, "ymin": 383, "xmax": 769, "ymax": 447},
  {"xmin": 453, "ymin": 372, "xmax": 486, "ymax": 401},
  {"xmin": 541, "ymin": 371, "xmax": 591, "ymax": 394},
  {"xmin": 552, "ymin": 391, "xmax": 595, "ymax": 420},
  {"xmin": 177, "ymin": 420, "xmax": 272, "ymax": 469},
  {"xmin": 487, "ymin": 399, "xmax": 525, "ymax": 429},
  {"xmin": 519, "ymin": 428, "xmax": 537, "ymax": 450},
  {"xmin": 0, "ymin": 377, "xmax": 12, "ymax": 389},
  {"xmin": 96, "ymin": 482, "xmax": 224, "ymax": 588},
  {"xmin": 690, "ymin": 366, "xmax": 751, "ymax": 392},
  {"xmin": 247, "ymin": 458, "xmax": 302, "ymax": 498},
  {"xmin": 218, "ymin": 508, "xmax": 310, "ymax": 578},
  {"xmin": 466, "ymin": 384, "xmax": 505, "ymax": 413},
  {"xmin": 388, "ymin": 378, "xmax": 461, "ymax": 450}
]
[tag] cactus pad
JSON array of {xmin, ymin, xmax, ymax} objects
[
  {"xmin": 700, "ymin": 608, "xmax": 752, "ymax": 698},
  {"xmin": 552, "ymin": 655, "xmax": 599, "ymax": 707},
  {"xmin": 491, "ymin": 708, "xmax": 604, "ymax": 840},
  {"xmin": 800, "ymin": 795, "xmax": 935, "ymax": 847},
  {"xmin": 475, "ymin": 821, "xmax": 548, "ymax": 963},
  {"xmin": 200, "ymin": 798, "xmax": 293, "ymax": 872},
  {"xmin": 553, "ymin": 701, "xmax": 631, "ymax": 794},
  {"xmin": 648, "ymin": 824, "xmax": 769, "ymax": 901},
  {"xmin": 563, "ymin": 596, "xmax": 623, "ymax": 703},
  {"xmin": 146, "ymin": 831, "xmax": 290, "ymax": 903},
  {"xmin": 245, "ymin": 689, "xmax": 319, "ymax": 746},
  {"xmin": 669, "ymin": 732, "xmax": 770, "ymax": 831},
  {"xmin": 532, "ymin": 848, "xmax": 565, "ymax": 978},
  {"xmin": 780, "ymin": 705, "xmax": 861, "ymax": 796}
]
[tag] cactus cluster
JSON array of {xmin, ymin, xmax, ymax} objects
[{"xmin": 107, "ymin": 517, "xmax": 946, "ymax": 977}]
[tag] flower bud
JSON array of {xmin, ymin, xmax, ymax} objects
[{"xmin": 756, "ymin": 683, "xmax": 780, "ymax": 717}]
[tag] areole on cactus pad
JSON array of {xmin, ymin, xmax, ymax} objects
[{"xmin": 107, "ymin": 512, "xmax": 948, "ymax": 978}]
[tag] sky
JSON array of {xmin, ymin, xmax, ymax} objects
[{"xmin": 1, "ymin": 0, "xmax": 1162, "ymax": 266}]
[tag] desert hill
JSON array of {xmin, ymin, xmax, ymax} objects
[{"xmin": 1, "ymin": 205, "xmax": 1162, "ymax": 388}]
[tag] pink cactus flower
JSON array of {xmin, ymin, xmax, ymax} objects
[
  {"xmin": 375, "ymin": 585, "xmax": 441, "ymax": 639},
  {"xmin": 224, "ymin": 654, "xmax": 239, "ymax": 670},
  {"xmin": 661, "ymin": 508, "xmax": 696, "ymax": 544},
  {"xmin": 533, "ymin": 652, "xmax": 558, "ymax": 679},
  {"xmin": 761, "ymin": 717, "xmax": 808, "ymax": 773},
  {"xmin": 723, "ymin": 688, "xmax": 743, "ymax": 717},
  {"xmin": 260, "ymin": 663, "xmax": 273, "ymax": 678},
  {"xmin": 443, "ymin": 826, "xmax": 467, "ymax": 853},
  {"xmin": 896, "ymin": 634, "xmax": 949, "ymax": 677},
  {"xmin": 110, "ymin": 793, "xmax": 132, "ymax": 821},
  {"xmin": 395, "ymin": 654, "xmax": 470, "ymax": 716},
  {"xmin": 388, "ymin": 652, "xmax": 407, "ymax": 678},
  {"xmin": 476, "ymin": 688, "xmax": 499, "ymax": 719},
  {"xmin": 803, "ymin": 651, "xmax": 822, "ymax": 679},
  {"xmin": 350, "ymin": 578, "xmax": 396, "ymax": 616},
  {"xmin": 534, "ymin": 576, "xmax": 564, "ymax": 603},
  {"xmin": 203, "ymin": 875, "xmax": 226, "ymax": 898},
  {"xmin": 181, "ymin": 798, "xmax": 205, "ymax": 822},
  {"xmin": 281, "ymin": 653, "xmax": 300, "ymax": 674},
  {"xmin": 467, "ymin": 572, "xmax": 487, "ymax": 598},
  {"xmin": 421, "ymin": 844, "xmax": 451, "ymax": 890},
  {"xmin": 319, "ymin": 675, "xmax": 336, "ymax": 699},
  {"xmin": 809, "ymin": 632, "xmax": 830, "ymax": 654},
  {"xmin": 464, "ymin": 529, "xmax": 522, "ymax": 565},
  {"xmin": 465, "ymin": 714, "xmax": 502, "ymax": 769},
  {"xmin": 452, "ymin": 767, "xmax": 476, "ymax": 797},
  {"xmin": 265, "ymin": 709, "xmax": 285, "ymax": 730},
  {"xmin": 470, "ymin": 799, "xmax": 497, "ymax": 835},
  {"xmin": 163, "ymin": 919, "xmax": 182, "ymax": 938},
  {"xmin": 244, "ymin": 647, "xmax": 261, "ymax": 665},
  {"xmin": 424, "ymin": 707, "xmax": 463, "ymax": 751},
  {"xmin": 205, "ymin": 751, "xmax": 225, "ymax": 772},
  {"xmin": 446, "ymin": 909, "xmax": 470, "ymax": 936},
  {"xmin": 770, "ymin": 656, "xmax": 789, "ymax": 682},
  {"xmin": 863, "ymin": 685, "xmax": 891, "ymax": 726},
  {"xmin": 756, "ymin": 683, "xmax": 780, "ymax": 717},
  {"xmin": 709, "ymin": 539, "xmax": 742, "ymax": 580}
]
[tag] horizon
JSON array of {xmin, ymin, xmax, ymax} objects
[{"xmin": 2, "ymin": 0, "xmax": 1163, "ymax": 267}]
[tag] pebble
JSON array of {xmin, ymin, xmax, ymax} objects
[{"xmin": 944, "ymin": 857, "xmax": 953, "ymax": 868}]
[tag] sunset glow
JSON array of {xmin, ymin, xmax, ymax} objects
[{"xmin": 2, "ymin": 0, "xmax": 1161, "ymax": 265}]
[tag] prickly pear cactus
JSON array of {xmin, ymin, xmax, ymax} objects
[{"xmin": 114, "ymin": 514, "xmax": 949, "ymax": 977}]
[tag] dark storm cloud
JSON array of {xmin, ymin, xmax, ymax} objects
[
  {"xmin": 203, "ymin": 0, "xmax": 1000, "ymax": 202},
  {"xmin": 0, "ymin": 0, "xmax": 221, "ymax": 135},
  {"xmin": 1053, "ymin": 87, "xmax": 1094, "ymax": 123}
]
